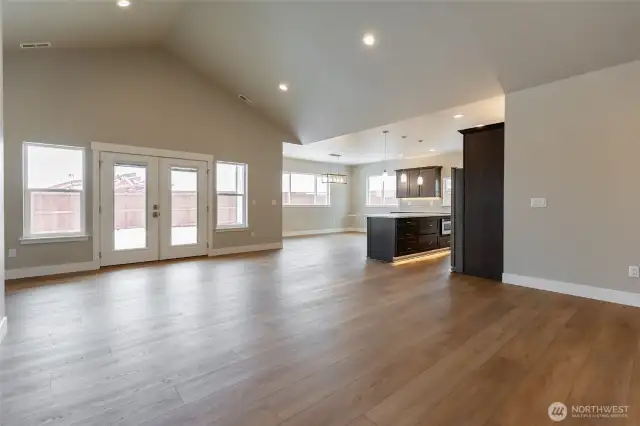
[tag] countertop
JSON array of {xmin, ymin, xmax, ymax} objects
[{"xmin": 366, "ymin": 212, "xmax": 451, "ymax": 219}]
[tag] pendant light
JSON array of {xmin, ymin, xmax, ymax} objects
[
  {"xmin": 322, "ymin": 154, "xmax": 348, "ymax": 184},
  {"xmin": 416, "ymin": 138, "xmax": 424, "ymax": 186},
  {"xmin": 382, "ymin": 130, "xmax": 389, "ymax": 178},
  {"xmin": 400, "ymin": 136, "xmax": 407, "ymax": 183}
]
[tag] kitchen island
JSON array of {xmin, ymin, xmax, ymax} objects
[{"xmin": 366, "ymin": 213, "xmax": 451, "ymax": 262}]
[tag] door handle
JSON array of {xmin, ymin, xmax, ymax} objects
[{"xmin": 153, "ymin": 211, "xmax": 160, "ymax": 218}]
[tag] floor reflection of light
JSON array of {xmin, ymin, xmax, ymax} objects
[{"xmin": 392, "ymin": 249, "xmax": 451, "ymax": 266}]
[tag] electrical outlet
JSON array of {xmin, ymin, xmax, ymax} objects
[
  {"xmin": 252, "ymin": 200, "xmax": 256, "ymax": 205},
  {"xmin": 629, "ymin": 266, "xmax": 639, "ymax": 278},
  {"xmin": 271, "ymin": 200, "xmax": 277, "ymax": 206},
  {"xmin": 250, "ymin": 231, "xmax": 256, "ymax": 237},
  {"xmin": 530, "ymin": 198, "xmax": 547, "ymax": 208},
  {"xmin": 8, "ymin": 249, "xmax": 16, "ymax": 258}
]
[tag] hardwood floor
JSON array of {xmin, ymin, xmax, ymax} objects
[{"xmin": 1, "ymin": 233, "xmax": 639, "ymax": 425}]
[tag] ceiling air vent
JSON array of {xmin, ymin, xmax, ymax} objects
[
  {"xmin": 238, "ymin": 94, "xmax": 253, "ymax": 105},
  {"xmin": 20, "ymin": 42, "xmax": 52, "ymax": 49}
]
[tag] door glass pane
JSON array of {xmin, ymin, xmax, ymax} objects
[
  {"xmin": 113, "ymin": 164, "xmax": 147, "ymax": 250},
  {"xmin": 171, "ymin": 168, "xmax": 198, "ymax": 246}
]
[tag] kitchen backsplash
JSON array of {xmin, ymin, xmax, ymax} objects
[{"xmin": 397, "ymin": 197, "xmax": 451, "ymax": 213}]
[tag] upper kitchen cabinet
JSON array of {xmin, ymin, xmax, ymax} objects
[
  {"xmin": 419, "ymin": 167, "xmax": 441, "ymax": 198},
  {"xmin": 407, "ymin": 169, "xmax": 421, "ymax": 198},
  {"xmin": 396, "ymin": 170, "xmax": 409, "ymax": 198},
  {"xmin": 395, "ymin": 166, "xmax": 442, "ymax": 198}
]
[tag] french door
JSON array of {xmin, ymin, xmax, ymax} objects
[{"xmin": 100, "ymin": 152, "xmax": 208, "ymax": 266}]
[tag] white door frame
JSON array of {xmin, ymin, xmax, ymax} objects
[{"xmin": 91, "ymin": 142, "xmax": 214, "ymax": 265}]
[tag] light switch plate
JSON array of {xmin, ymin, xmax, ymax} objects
[
  {"xmin": 630, "ymin": 266, "xmax": 640, "ymax": 278},
  {"xmin": 272, "ymin": 200, "xmax": 277, "ymax": 206},
  {"xmin": 530, "ymin": 198, "xmax": 547, "ymax": 208},
  {"xmin": 8, "ymin": 249, "xmax": 16, "ymax": 258}
]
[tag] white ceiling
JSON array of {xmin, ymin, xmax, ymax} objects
[
  {"xmin": 283, "ymin": 96, "xmax": 504, "ymax": 165},
  {"xmin": 4, "ymin": 1, "xmax": 640, "ymax": 154},
  {"xmin": 3, "ymin": 1, "xmax": 185, "ymax": 49},
  {"xmin": 167, "ymin": 2, "xmax": 640, "ymax": 144}
]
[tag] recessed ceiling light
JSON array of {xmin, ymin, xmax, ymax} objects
[
  {"xmin": 453, "ymin": 114, "xmax": 464, "ymax": 119},
  {"xmin": 278, "ymin": 83, "xmax": 289, "ymax": 92},
  {"xmin": 429, "ymin": 148, "xmax": 437, "ymax": 152},
  {"xmin": 362, "ymin": 33, "xmax": 376, "ymax": 46},
  {"xmin": 117, "ymin": 0, "xmax": 131, "ymax": 8}
]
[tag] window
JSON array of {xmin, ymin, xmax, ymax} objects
[
  {"xmin": 216, "ymin": 162, "xmax": 247, "ymax": 228},
  {"xmin": 282, "ymin": 172, "xmax": 330, "ymax": 206},
  {"xmin": 367, "ymin": 174, "xmax": 397, "ymax": 206},
  {"xmin": 441, "ymin": 176, "xmax": 452, "ymax": 207},
  {"xmin": 23, "ymin": 142, "xmax": 86, "ymax": 239}
]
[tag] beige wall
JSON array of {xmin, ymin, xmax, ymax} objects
[
  {"xmin": 282, "ymin": 157, "xmax": 351, "ymax": 233},
  {"xmin": 4, "ymin": 48, "xmax": 289, "ymax": 270},
  {"xmin": 350, "ymin": 152, "xmax": 462, "ymax": 229},
  {"xmin": 504, "ymin": 59, "xmax": 640, "ymax": 293}
]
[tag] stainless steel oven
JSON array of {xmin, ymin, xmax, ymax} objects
[{"xmin": 441, "ymin": 219, "xmax": 452, "ymax": 235}]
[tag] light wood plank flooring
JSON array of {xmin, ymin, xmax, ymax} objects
[{"xmin": 1, "ymin": 234, "xmax": 639, "ymax": 425}]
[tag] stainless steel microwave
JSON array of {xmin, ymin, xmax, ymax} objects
[{"xmin": 441, "ymin": 219, "xmax": 452, "ymax": 235}]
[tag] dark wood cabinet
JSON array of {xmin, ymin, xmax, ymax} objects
[
  {"xmin": 419, "ymin": 167, "xmax": 441, "ymax": 198},
  {"xmin": 407, "ymin": 169, "xmax": 421, "ymax": 198},
  {"xmin": 395, "ymin": 166, "xmax": 442, "ymax": 198},
  {"xmin": 367, "ymin": 215, "xmax": 451, "ymax": 262},
  {"xmin": 438, "ymin": 235, "xmax": 451, "ymax": 248},
  {"xmin": 418, "ymin": 234, "xmax": 439, "ymax": 252},
  {"xmin": 396, "ymin": 171, "xmax": 408, "ymax": 198},
  {"xmin": 418, "ymin": 218, "xmax": 439, "ymax": 235}
]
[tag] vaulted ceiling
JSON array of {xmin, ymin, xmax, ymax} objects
[{"xmin": 5, "ymin": 1, "xmax": 640, "ymax": 151}]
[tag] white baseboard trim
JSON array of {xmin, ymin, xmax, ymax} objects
[
  {"xmin": 5, "ymin": 260, "xmax": 101, "ymax": 280},
  {"xmin": 346, "ymin": 228, "xmax": 367, "ymax": 233},
  {"xmin": 209, "ymin": 242, "xmax": 283, "ymax": 257},
  {"xmin": 283, "ymin": 228, "xmax": 348, "ymax": 237},
  {"xmin": 502, "ymin": 273, "xmax": 640, "ymax": 308},
  {"xmin": 0, "ymin": 317, "xmax": 7, "ymax": 346}
]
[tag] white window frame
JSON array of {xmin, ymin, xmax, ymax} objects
[
  {"xmin": 441, "ymin": 176, "xmax": 452, "ymax": 207},
  {"xmin": 216, "ymin": 161, "xmax": 248, "ymax": 230},
  {"xmin": 22, "ymin": 142, "xmax": 88, "ymax": 243},
  {"xmin": 282, "ymin": 172, "xmax": 331, "ymax": 207},
  {"xmin": 366, "ymin": 174, "xmax": 398, "ymax": 207}
]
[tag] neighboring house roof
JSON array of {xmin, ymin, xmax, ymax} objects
[{"xmin": 50, "ymin": 173, "xmax": 144, "ymax": 192}]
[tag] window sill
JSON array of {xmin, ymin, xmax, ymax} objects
[
  {"xmin": 365, "ymin": 204, "xmax": 399, "ymax": 208},
  {"xmin": 20, "ymin": 234, "xmax": 90, "ymax": 245},
  {"xmin": 216, "ymin": 226, "xmax": 249, "ymax": 233}
]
